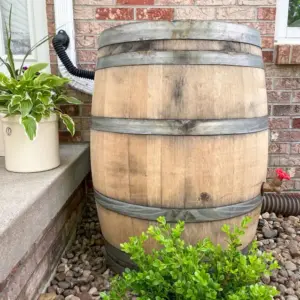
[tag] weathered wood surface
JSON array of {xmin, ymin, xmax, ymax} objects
[{"xmin": 91, "ymin": 21, "xmax": 267, "ymax": 264}]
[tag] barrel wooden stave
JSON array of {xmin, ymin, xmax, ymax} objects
[
  {"xmin": 97, "ymin": 205, "xmax": 261, "ymax": 249},
  {"xmin": 91, "ymin": 131, "xmax": 268, "ymax": 207},
  {"xmin": 92, "ymin": 65, "xmax": 267, "ymax": 119}
]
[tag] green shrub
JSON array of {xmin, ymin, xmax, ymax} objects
[{"xmin": 101, "ymin": 217, "xmax": 279, "ymax": 300}]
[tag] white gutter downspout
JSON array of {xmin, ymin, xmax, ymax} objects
[{"xmin": 53, "ymin": 0, "xmax": 94, "ymax": 95}]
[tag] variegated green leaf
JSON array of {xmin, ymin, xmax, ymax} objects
[
  {"xmin": 11, "ymin": 95, "xmax": 22, "ymax": 106},
  {"xmin": 8, "ymin": 102, "xmax": 19, "ymax": 114},
  {"xmin": 33, "ymin": 103, "xmax": 45, "ymax": 114},
  {"xmin": 23, "ymin": 63, "xmax": 48, "ymax": 80},
  {"xmin": 57, "ymin": 95, "xmax": 82, "ymax": 105},
  {"xmin": 21, "ymin": 115, "xmax": 37, "ymax": 140},
  {"xmin": 59, "ymin": 113, "xmax": 75, "ymax": 136},
  {"xmin": 20, "ymin": 98, "xmax": 33, "ymax": 117}
]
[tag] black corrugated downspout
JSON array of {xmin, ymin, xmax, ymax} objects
[
  {"xmin": 262, "ymin": 193, "xmax": 300, "ymax": 216},
  {"xmin": 52, "ymin": 30, "xmax": 95, "ymax": 80}
]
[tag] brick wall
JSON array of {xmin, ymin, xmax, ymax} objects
[{"xmin": 47, "ymin": 0, "xmax": 300, "ymax": 191}]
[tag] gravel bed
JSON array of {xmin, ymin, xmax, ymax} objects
[{"xmin": 40, "ymin": 197, "xmax": 300, "ymax": 300}]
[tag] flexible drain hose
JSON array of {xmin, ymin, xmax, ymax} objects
[
  {"xmin": 52, "ymin": 32, "xmax": 95, "ymax": 80},
  {"xmin": 262, "ymin": 193, "xmax": 300, "ymax": 216}
]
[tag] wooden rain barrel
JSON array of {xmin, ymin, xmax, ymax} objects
[{"xmin": 91, "ymin": 21, "xmax": 268, "ymax": 272}]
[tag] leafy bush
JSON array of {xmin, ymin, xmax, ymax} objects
[
  {"xmin": 101, "ymin": 217, "xmax": 279, "ymax": 300},
  {"xmin": 0, "ymin": 6, "xmax": 81, "ymax": 140}
]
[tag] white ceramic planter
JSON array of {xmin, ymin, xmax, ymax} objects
[
  {"xmin": 0, "ymin": 113, "xmax": 5, "ymax": 156},
  {"xmin": 2, "ymin": 114, "xmax": 60, "ymax": 172}
]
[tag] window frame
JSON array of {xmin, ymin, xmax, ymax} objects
[
  {"xmin": 275, "ymin": 0, "xmax": 300, "ymax": 44},
  {"xmin": 0, "ymin": 0, "xmax": 50, "ymax": 73}
]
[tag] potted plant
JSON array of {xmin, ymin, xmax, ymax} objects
[{"xmin": 0, "ymin": 9, "xmax": 81, "ymax": 172}]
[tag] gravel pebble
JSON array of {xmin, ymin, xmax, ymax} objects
[{"xmin": 40, "ymin": 196, "xmax": 300, "ymax": 299}]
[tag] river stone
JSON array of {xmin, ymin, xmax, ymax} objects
[
  {"xmin": 284, "ymin": 261, "xmax": 297, "ymax": 271},
  {"xmin": 262, "ymin": 227, "xmax": 278, "ymax": 239}
]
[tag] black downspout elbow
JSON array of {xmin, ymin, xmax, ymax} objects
[{"xmin": 52, "ymin": 30, "xmax": 95, "ymax": 80}]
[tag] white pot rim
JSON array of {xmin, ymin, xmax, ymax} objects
[{"xmin": 1, "ymin": 113, "xmax": 58, "ymax": 123}]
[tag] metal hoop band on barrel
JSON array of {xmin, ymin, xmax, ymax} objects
[
  {"xmin": 94, "ymin": 191, "xmax": 262, "ymax": 223},
  {"xmin": 98, "ymin": 21, "xmax": 261, "ymax": 48},
  {"xmin": 91, "ymin": 116, "xmax": 268, "ymax": 136},
  {"xmin": 96, "ymin": 51, "xmax": 264, "ymax": 70}
]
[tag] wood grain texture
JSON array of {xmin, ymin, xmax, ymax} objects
[
  {"xmin": 92, "ymin": 35, "xmax": 268, "ymax": 264},
  {"xmin": 92, "ymin": 65, "xmax": 267, "ymax": 119},
  {"xmin": 98, "ymin": 40, "xmax": 262, "ymax": 58},
  {"xmin": 97, "ymin": 205, "xmax": 261, "ymax": 250},
  {"xmin": 91, "ymin": 130, "xmax": 268, "ymax": 208}
]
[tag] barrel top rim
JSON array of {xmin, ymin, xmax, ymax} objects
[{"xmin": 98, "ymin": 20, "xmax": 261, "ymax": 48}]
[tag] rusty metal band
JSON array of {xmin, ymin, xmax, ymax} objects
[
  {"xmin": 98, "ymin": 21, "xmax": 261, "ymax": 48},
  {"xmin": 94, "ymin": 190, "xmax": 262, "ymax": 223},
  {"xmin": 91, "ymin": 116, "xmax": 268, "ymax": 136},
  {"xmin": 96, "ymin": 51, "xmax": 264, "ymax": 70},
  {"xmin": 103, "ymin": 239, "xmax": 137, "ymax": 273}
]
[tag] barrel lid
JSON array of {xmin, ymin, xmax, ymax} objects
[{"xmin": 98, "ymin": 21, "xmax": 261, "ymax": 49}]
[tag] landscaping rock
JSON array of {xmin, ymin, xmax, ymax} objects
[
  {"xmin": 38, "ymin": 293, "xmax": 56, "ymax": 300},
  {"xmin": 262, "ymin": 226, "xmax": 278, "ymax": 238},
  {"xmin": 257, "ymin": 212, "xmax": 300, "ymax": 299},
  {"xmin": 41, "ymin": 196, "xmax": 300, "ymax": 300}
]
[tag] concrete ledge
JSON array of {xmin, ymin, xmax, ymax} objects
[{"xmin": 0, "ymin": 144, "xmax": 90, "ymax": 286}]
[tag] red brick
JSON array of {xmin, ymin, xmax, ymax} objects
[
  {"xmin": 81, "ymin": 104, "xmax": 91, "ymax": 116},
  {"xmin": 242, "ymin": 22, "xmax": 275, "ymax": 35},
  {"xmin": 291, "ymin": 45, "xmax": 300, "ymax": 64},
  {"xmin": 74, "ymin": 7, "xmax": 94, "ymax": 19},
  {"xmin": 274, "ymin": 131, "xmax": 300, "ymax": 142},
  {"xmin": 75, "ymin": 21, "xmax": 124, "ymax": 34},
  {"xmin": 265, "ymin": 64, "xmax": 300, "ymax": 77},
  {"xmin": 269, "ymin": 143, "xmax": 290, "ymax": 154},
  {"xmin": 273, "ymin": 105, "xmax": 291, "ymax": 116},
  {"xmin": 266, "ymin": 78, "xmax": 273, "ymax": 90},
  {"xmin": 269, "ymin": 118, "xmax": 290, "ymax": 129},
  {"xmin": 216, "ymin": 7, "xmax": 256, "ymax": 19},
  {"xmin": 75, "ymin": 0, "xmax": 113, "ymax": 3},
  {"xmin": 276, "ymin": 45, "xmax": 291, "ymax": 64},
  {"xmin": 175, "ymin": 7, "xmax": 215, "ymax": 20},
  {"xmin": 257, "ymin": 7, "xmax": 276, "ymax": 20},
  {"xmin": 274, "ymin": 78, "xmax": 300, "ymax": 90},
  {"xmin": 292, "ymin": 91, "xmax": 300, "ymax": 102},
  {"xmin": 291, "ymin": 144, "xmax": 300, "ymax": 154},
  {"xmin": 268, "ymin": 104, "xmax": 272, "ymax": 115},
  {"xmin": 238, "ymin": 0, "xmax": 276, "ymax": 4},
  {"xmin": 137, "ymin": 8, "xmax": 174, "ymax": 20},
  {"xmin": 278, "ymin": 155, "xmax": 300, "ymax": 167},
  {"xmin": 46, "ymin": 4, "xmax": 54, "ymax": 20},
  {"xmin": 261, "ymin": 36, "xmax": 274, "ymax": 49},
  {"xmin": 76, "ymin": 36, "xmax": 95, "ymax": 49},
  {"xmin": 60, "ymin": 105, "xmax": 80, "ymax": 116},
  {"xmin": 267, "ymin": 91, "xmax": 291, "ymax": 103},
  {"xmin": 117, "ymin": 0, "xmax": 154, "ymax": 4},
  {"xmin": 292, "ymin": 118, "xmax": 300, "ymax": 128},
  {"xmin": 263, "ymin": 51, "xmax": 273, "ymax": 63},
  {"xmin": 291, "ymin": 105, "xmax": 300, "ymax": 114},
  {"xmin": 59, "ymin": 131, "xmax": 82, "ymax": 142},
  {"xmin": 77, "ymin": 50, "xmax": 97, "ymax": 63},
  {"xmin": 156, "ymin": 0, "xmax": 193, "ymax": 4},
  {"xmin": 50, "ymin": 64, "xmax": 58, "ymax": 75},
  {"xmin": 96, "ymin": 8, "xmax": 134, "ymax": 20}
]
